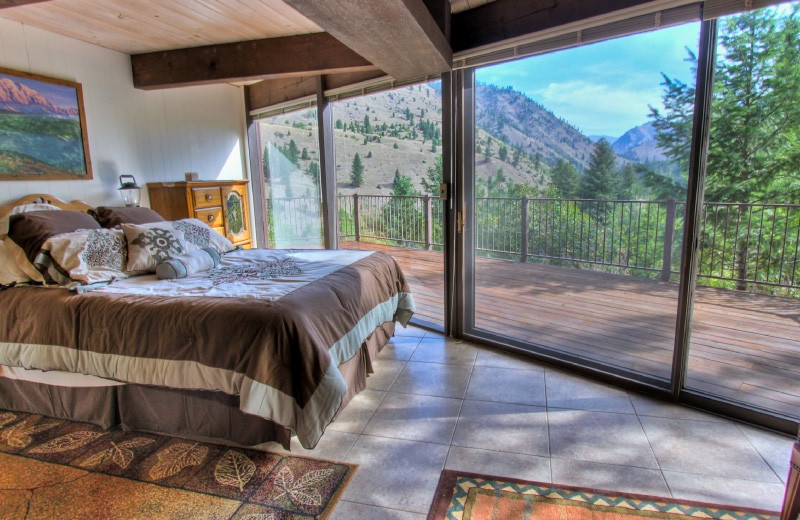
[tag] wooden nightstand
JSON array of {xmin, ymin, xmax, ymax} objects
[{"xmin": 147, "ymin": 180, "xmax": 252, "ymax": 248}]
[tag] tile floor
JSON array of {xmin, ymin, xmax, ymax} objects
[{"xmin": 280, "ymin": 325, "xmax": 795, "ymax": 519}]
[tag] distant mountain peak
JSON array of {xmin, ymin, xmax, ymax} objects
[
  {"xmin": 0, "ymin": 77, "xmax": 78, "ymax": 118},
  {"xmin": 611, "ymin": 122, "xmax": 667, "ymax": 162}
]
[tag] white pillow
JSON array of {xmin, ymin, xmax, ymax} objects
[
  {"xmin": 35, "ymin": 228, "xmax": 128, "ymax": 288},
  {"xmin": 0, "ymin": 239, "xmax": 31, "ymax": 286},
  {"xmin": 0, "ymin": 203, "xmax": 62, "ymax": 237}
]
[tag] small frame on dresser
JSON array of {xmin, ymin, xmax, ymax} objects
[{"xmin": 0, "ymin": 66, "xmax": 93, "ymax": 181}]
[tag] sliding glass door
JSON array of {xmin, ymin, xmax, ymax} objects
[{"xmin": 465, "ymin": 23, "xmax": 702, "ymax": 383}]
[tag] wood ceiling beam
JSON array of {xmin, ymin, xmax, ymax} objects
[
  {"xmin": 246, "ymin": 70, "xmax": 386, "ymax": 111},
  {"xmin": 452, "ymin": 0, "xmax": 656, "ymax": 52},
  {"xmin": 281, "ymin": 0, "xmax": 452, "ymax": 81},
  {"xmin": 0, "ymin": 0, "xmax": 51, "ymax": 7},
  {"xmin": 130, "ymin": 32, "xmax": 378, "ymax": 90}
]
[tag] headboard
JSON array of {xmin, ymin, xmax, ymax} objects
[{"xmin": 0, "ymin": 194, "xmax": 94, "ymax": 219}]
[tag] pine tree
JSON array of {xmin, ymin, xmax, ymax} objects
[
  {"xmin": 579, "ymin": 139, "xmax": 619, "ymax": 200},
  {"xmin": 512, "ymin": 147, "xmax": 521, "ymax": 168},
  {"xmin": 301, "ymin": 147, "xmax": 309, "ymax": 160},
  {"xmin": 618, "ymin": 163, "xmax": 638, "ymax": 199},
  {"xmin": 308, "ymin": 161, "xmax": 320, "ymax": 187},
  {"xmin": 421, "ymin": 155, "xmax": 443, "ymax": 196},
  {"xmin": 335, "ymin": 119, "xmax": 343, "ymax": 129},
  {"xmin": 287, "ymin": 139, "xmax": 300, "ymax": 166},
  {"xmin": 262, "ymin": 146, "xmax": 270, "ymax": 181},
  {"xmin": 351, "ymin": 153, "xmax": 364, "ymax": 187},
  {"xmin": 485, "ymin": 138, "xmax": 493, "ymax": 159},
  {"xmin": 366, "ymin": 151, "xmax": 372, "ymax": 158},
  {"xmin": 498, "ymin": 145, "xmax": 508, "ymax": 162},
  {"xmin": 364, "ymin": 114, "xmax": 372, "ymax": 134},
  {"xmin": 550, "ymin": 159, "xmax": 579, "ymax": 198},
  {"xmin": 393, "ymin": 142, "xmax": 399, "ymax": 149}
]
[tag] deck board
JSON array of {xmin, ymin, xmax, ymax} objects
[{"xmin": 342, "ymin": 241, "xmax": 800, "ymax": 418}]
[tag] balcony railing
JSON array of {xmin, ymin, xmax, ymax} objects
[{"xmin": 266, "ymin": 195, "xmax": 800, "ymax": 294}]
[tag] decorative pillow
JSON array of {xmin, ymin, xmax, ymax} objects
[
  {"xmin": 33, "ymin": 228, "xmax": 128, "ymax": 288},
  {"xmin": 156, "ymin": 248, "xmax": 221, "ymax": 280},
  {"xmin": 122, "ymin": 218, "xmax": 234, "ymax": 272},
  {"xmin": 91, "ymin": 206, "xmax": 165, "ymax": 228},
  {"xmin": 5, "ymin": 210, "xmax": 100, "ymax": 281},
  {"xmin": 0, "ymin": 239, "xmax": 30, "ymax": 286}
]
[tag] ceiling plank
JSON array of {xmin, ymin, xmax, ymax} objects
[
  {"xmin": 282, "ymin": 0, "xmax": 452, "ymax": 80},
  {"xmin": 452, "ymin": 0, "xmax": 656, "ymax": 52},
  {"xmin": 131, "ymin": 32, "xmax": 378, "ymax": 90},
  {"xmin": 0, "ymin": 0, "xmax": 50, "ymax": 7}
]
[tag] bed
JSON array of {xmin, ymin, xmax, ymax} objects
[{"xmin": 0, "ymin": 194, "xmax": 415, "ymax": 449}]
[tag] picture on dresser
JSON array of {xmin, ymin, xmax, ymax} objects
[{"xmin": 0, "ymin": 66, "xmax": 93, "ymax": 181}]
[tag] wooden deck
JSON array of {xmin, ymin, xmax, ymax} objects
[{"xmin": 341, "ymin": 241, "xmax": 800, "ymax": 418}]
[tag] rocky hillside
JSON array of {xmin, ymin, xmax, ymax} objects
[
  {"xmin": 0, "ymin": 77, "xmax": 79, "ymax": 117},
  {"xmin": 611, "ymin": 122, "xmax": 667, "ymax": 163}
]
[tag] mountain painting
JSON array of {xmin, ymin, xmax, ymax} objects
[{"xmin": 0, "ymin": 67, "xmax": 92, "ymax": 180}]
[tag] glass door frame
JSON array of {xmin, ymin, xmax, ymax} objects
[{"xmin": 450, "ymin": 20, "xmax": 797, "ymax": 435}]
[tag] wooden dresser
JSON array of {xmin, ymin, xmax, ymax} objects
[{"xmin": 147, "ymin": 180, "xmax": 252, "ymax": 248}]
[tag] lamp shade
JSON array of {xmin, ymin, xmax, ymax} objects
[{"xmin": 118, "ymin": 175, "xmax": 142, "ymax": 207}]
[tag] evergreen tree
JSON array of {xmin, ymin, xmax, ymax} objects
[
  {"xmin": 308, "ymin": 161, "xmax": 320, "ymax": 187},
  {"xmin": 393, "ymin": 142, "xmax": 399, "ymax": 149},
  {"xmin": 550, "ymin": 159, "xmax": 580, "ymax": 198},
  {"xmin": 421, "ymin": 155, "xmax": 443, "ymax": 196},
  {"xmin": 618, "ymin": 163, "xmax": 638, "ymax": 199},
  {"xmin": 366, "ymin": 151, "xmax": 372, "ymax": 158},
  {"xmin": 335, "ymin": 119, "xmax": 343, "ymax": 129},
  {"xmin": 485, "ymin": 138, "xmax": 494, "ymax": 159},
  {"xmin": 579, "ymin": 139, "xmax": 619, "ymax": 200},
  {"xmin": 351, "ymin": 153, "xmax": 364, "ymax": 187},
  {"xmin": 364, "ymin": 114, "xmax": 372, "ymax": 134},
  {"xmin": 287, "ymin": 139, "xmax": 300, "ymax": 166},
  {"xmin": 301, "ymin": 147, "xmax": 309, "ymax": 160},
  {"xmin": 262, "ymin": 146, "xmax": 270, "ymax": 181},
  {"xmin": 512, "ymin": 147, "xmax": 522, "ymax": 168},
  {"xmin": 498, "ymin": 145, "xmax": 508, "ymax": 162}
]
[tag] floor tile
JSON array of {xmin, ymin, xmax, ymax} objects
[
  {"xmin": 393, "ymin": 325, "xmax": 428, "ymax": 338},
  {"xmin": 546, "ymin": 369, "xmax": 635, "ymax": 414},
  {"xmin": 410, "ymin": 337, "xmax": 479, "ymax": 366},
  {"xmin": 663, "ymin": 471, "xmax": 785, "ymax": 511},
  {"xmin": 329, "ymin": 390, "xmax": 385, "ymax": 434},
  {"xmin": 363, "ymin": 392, "xmax": 461, "ymax": 444},
  {"xmin": 445, "ymin": 446, "xmax": 551, "ymax": 482},
  {"xmin": 330, "ymin": 501, "xmax": 426, "ymax": 520},
  {"xmin": 287, "ymin": 430, "xmax": 358, "ymax": 461},
  {"xmin": 639, "ymin": 416, "xmax": 778, "ymax": 482},
  {"xmin": 366, "ymin": 359, "xmax": 406, "ymax": 391},
  {"xmin": 550, "ymin": 459, "xmax": 670, "ymax": 496},
  {"xmin": 737, "ymin": 424, "xmax": 795, "ymax": 484},
  {"xmin": 629, "ymin": 393, "xmax": 728, "ymax": 422},
  {"xmin": 343, "ymin": 435, "xmax": 448, "ymax": 514},
  {"xmin": 465, "ymin": 365, "xmax": 546, "ymax": 407},
  {"xmin": 475, "ymin": 349, "xmax": 543, "ymax": 371},
  {"xmin": 548, "ymin": 409, "xmax": 658, "ymax": 468},
  {"xmin": 389, "ymin": 362, "xmax": 472, "ymax": 399},
  {"xmin": 452, "ymin": 400, "xmax": 549, "ymax": 457},
  {"xmin": 378, "ymin": 338, "xmax": 421, "ymax": 361}
]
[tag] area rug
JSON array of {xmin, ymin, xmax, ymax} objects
[
  {"xmin": 428, "ymin": 470, "xmax": 779, "ymax": 520},
  {"xmin": 0, "ymin": 410, "xmax": 356, "ymax": 520}
]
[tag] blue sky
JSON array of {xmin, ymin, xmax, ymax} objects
[{"xmin": 476, "ymin": 23, "xmax": 701, "ymax": 138}]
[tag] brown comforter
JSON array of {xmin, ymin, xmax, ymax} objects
[{"xmin": 0, "ymin": 249, "xmax": 415, "ymax": 448}]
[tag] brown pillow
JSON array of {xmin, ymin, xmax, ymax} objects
[
  {"xmin": 91, "ymin": 206, "xmax": 165, "ymax": 228},
  {"xmin": 8, "ymin": 210, "xmax": 101, "ymax": 264}
]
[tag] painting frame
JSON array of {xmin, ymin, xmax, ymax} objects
[{"xmin": 0, "ymin": 66, "xmax": 93, "ymax": 181}]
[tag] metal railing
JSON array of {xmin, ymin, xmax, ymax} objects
[{"xmin": 266, "ymin": 194, "xmax": 800, "ymax": 293}]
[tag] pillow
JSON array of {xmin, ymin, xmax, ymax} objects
[
  {"xmin": 0, "ymin": 239, "xmax": 30, "ymax": 286},
  {"xmin": 34, "ymin": 228, "xmax": 128, "ymax": 288},
  {"xmin": 91, "ymin": 206, "xmax": 165, "ymax": 228},
  {"xmin": 122, "ymin": 218, "xmax": 234, "ymax": 272},
  {"xmin": 7, "ymin": 210, "xmax": 101, "ymax": 265},
  {"xmin": 0, "ymin": 203, "xmax": 61, "ymax": 237},
  {"xmin": 156, "ymin": 248, "xmax": 221, "ymax": 280}
]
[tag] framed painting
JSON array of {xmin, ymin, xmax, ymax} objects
[{"xmin": 0, "ymin": 66, "xmax": 92, "ymax": 181}]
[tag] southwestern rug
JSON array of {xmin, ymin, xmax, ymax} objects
[
  {"xmin": 0, "ymin": 410, "xmax": 355, "ymax": 520},
  {"xmin": 428, "ymin": 470, "xmax": 780, "ymax": 520}
]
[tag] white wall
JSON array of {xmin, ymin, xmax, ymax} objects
[{"xmin": 0, "ymin": 19, "xmax": 249, "ymax": 208}]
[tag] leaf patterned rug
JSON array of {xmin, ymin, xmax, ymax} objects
[
  {"xmin": 0, "ymin": 410, "xmax": 356, "ymax": 520},
  {"xmin": 428, "ymin": 470, "xmax": 780, "ymax": 520}
]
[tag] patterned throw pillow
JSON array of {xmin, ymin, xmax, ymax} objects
[
  {"xmin": 122, "ymin": 218, "xmax": 234, "ymax": 272},
  {"xmin": 34, "ymin": 228, "xmax": 128, "ymax": 288}
]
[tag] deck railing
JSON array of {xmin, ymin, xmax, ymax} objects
[{"xmin": 267, "ymin": 195, "xmax": 800, "ymax": 293}]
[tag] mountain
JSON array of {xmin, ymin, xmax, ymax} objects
[
  {"xmin": 611, "ymin": 122, "xmax": 667, "ymax": 163},
  {"xmin": 589, "ymin": 135, "xmax": 617, "ymax": 143},
  {"xmin": 475, "ymin": 83, "xmax": 596, "ymax": 170},
  {"xmin": 0, "ymin": 78, "xmax": 79, "ymax": 118}
]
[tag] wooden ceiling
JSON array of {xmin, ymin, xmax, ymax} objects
[
  {"xmin": 0, "ymin": 0, "xmax": 323, "ymax": 54},
  {"xmin": 0, "ymin": 0, "xmax": 496, "ymax": 55}
]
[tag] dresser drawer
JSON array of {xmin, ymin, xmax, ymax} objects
[
  {"xmin": 211, "ymin": 226, "xmax": 226, "ymax": 237},
  {"xmin": 192, "ymin": 187, "xmax": 221, "ymax": 209},
  {"xmin": 195, "ymin": 207, "xmax": 223, "ymax": 227}
]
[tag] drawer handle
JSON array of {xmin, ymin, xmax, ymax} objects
[
  {"xmin": 207, "ymin": 214, "xmax": 215, "ymax": 222},
  {"xmin": 205, "ymin": 194, "xmax": 213, "ymax": 201}
]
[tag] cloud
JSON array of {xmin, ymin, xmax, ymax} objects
[{"xmin": 528, "ymin": 80, "xmax": 662, "ymax": 137}]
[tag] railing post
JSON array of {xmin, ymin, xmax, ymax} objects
[
  {"xmin": 662, "ymin": 198, "xmax": 676, "ymax": 281},
  {"xmin": 424, "ymin": 195, "xmax": 432, "ymax": 250},
  {"xmin": 520, "ymin": 196, "xmax": 529, "ymax": 263},
  {"xmin": 353, "ymin": 193, "xmax": 360, "ymax": 243}
]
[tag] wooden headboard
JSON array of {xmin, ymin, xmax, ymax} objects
[{"xmin": 0, "ymin": 194, "xmax": 94, "ymax": 219}]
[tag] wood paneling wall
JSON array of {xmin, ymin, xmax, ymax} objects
[{"xmin": 0, "ymin": 19, "xmax": 248, "ymax": 209}]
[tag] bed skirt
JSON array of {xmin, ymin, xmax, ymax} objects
[{"xmin": 0, "ymin": 320, "xmax": 396, "ymax": 449}]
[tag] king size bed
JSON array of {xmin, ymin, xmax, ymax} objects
[{"xmin": 0, "ymin": 194, "xmax": 415, "ymax": 450}]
